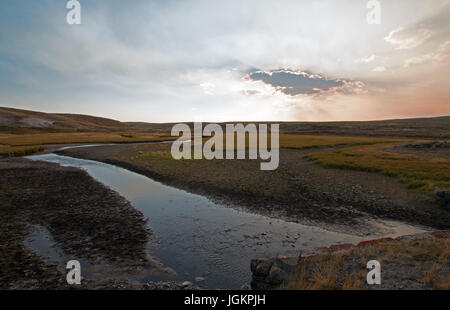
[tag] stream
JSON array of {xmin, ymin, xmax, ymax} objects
[{"xmin": 26, "ymin": 148, "xmax": 425, "ymax": 289}]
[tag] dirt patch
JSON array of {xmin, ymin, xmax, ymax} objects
[{"xmin": 57, "ymin": 143, "xmax": 450, "ymax": 234}]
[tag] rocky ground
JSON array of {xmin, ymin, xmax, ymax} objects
[
  {"xmin": 57, "ymin": 143, "xmax": 450, "ymax": 235},
  {"xmin": 0, "ymin": 158, "xmax": 180, "ymax": 289}
]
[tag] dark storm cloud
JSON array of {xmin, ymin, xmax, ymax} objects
[{"xmin": 247, "ymin": 70, "xmax": 346, "ymax": 96}]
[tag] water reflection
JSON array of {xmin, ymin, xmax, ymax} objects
[{"xmin": 28, "ymin": 153, "xmax": 366, "ymax": 288}]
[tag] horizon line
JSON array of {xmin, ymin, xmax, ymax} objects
[{"xmin": 1, "ymin": 105, "xmax": 449, "ymax": 124}]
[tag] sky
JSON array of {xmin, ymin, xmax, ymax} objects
[{"xmin": 0, "ymin": 0, "xmax": 449, "ymax": 122}]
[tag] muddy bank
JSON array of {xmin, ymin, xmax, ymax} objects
[
  {"xmin": 0, "ymin": 158, "xmax": 172, "ymax": 289},
  {"xmin": 57, "ymin": 143, "xmax": 449, "ymax": 234}
]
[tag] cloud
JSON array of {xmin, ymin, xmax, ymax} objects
[
  {"xmin": 385, "ymin": 27, "xmax": 433, "ymax": 50},
  {"xmin": 357, "ymin": 55, "xmax": 376, "ymax": 63},
  {"xmin": 246, "ymin": 69, "xmax": 364, "ymax": 97},
  {"xmin": 0, "ymin": 0, "xmax": 448, "ymax": 122},
  {"xmin": 404, "ymin": 40, "xmax": 450, "ymax": 67},
  {"xmin": 384, "ymin": 3, "xmax": 450, "ymax": 51},
  {"xmin": 241, "ymin": 89, "xmax": 260, "ymax": 96},
  {"xmin": 200, "ymin": 82, "xmax": 216, "ymax": 95},
  {"xmin": 373, "ymin": 66, "xmax": 387, "ymax": 72}
]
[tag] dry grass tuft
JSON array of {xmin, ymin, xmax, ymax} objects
[{"xmin": 287, "ymin": 237, "xmax": 450, "ymax": 290}]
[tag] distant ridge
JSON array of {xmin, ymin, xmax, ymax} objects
[
  {"xmin": 378, "ymin": 116, "xmax": 450, "ymax": 122},
  {"xmin": 0, "ymin": 107, "xmax": 125, "ymax": 133},
  {"xmin": 0, "ymin": 106, "xmax": 449, "ymax": 138}
]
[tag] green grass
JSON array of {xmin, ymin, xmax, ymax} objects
[
  {"xmin": 134, "ymin": 150, "xmax": 174, "ymax": 161},
  {"xmin": 305, "ymin": 143, "xmax": 450, "ymax": 195}
]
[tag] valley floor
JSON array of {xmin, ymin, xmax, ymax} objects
[
  {"xmin": 57, "ymin": 143, "xmax": 450, "ymax": 235},
  {"xmin": 1, "ymin": 136, "xmax": 449, "ymax": 289}
]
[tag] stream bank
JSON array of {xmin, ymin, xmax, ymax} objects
[{"xmin": 24, "ymin": 152, "xmax": 429, "ymax": 289}]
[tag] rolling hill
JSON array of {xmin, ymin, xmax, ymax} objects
[
  {"xmin": 0, "ymin": 107, "xmax": 126, "ymax": 133},
  {"xmin": 1, "ymin": 106, "xmax": 449, "ymax": 138}
]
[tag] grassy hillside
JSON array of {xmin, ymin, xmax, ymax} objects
[
  {"xmin": 279, "ymin": 117, "xmax": 450, "ymax": 139},
  {"xmin": 0, "ymin": 107, "xmax": 127, "ymax": 133},
  {"xmin": 0, "ymin": 108, "xmax": 177, "ymax": 156},
  {"xmin": 1, "ymin": 107, "xmax": 449, "ymax": 138}
]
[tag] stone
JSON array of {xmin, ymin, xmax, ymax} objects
[
  {"xmin": 274, "ymin": 256, "xmax": 298, "ymax": 273},
  {"xmin": 436, "ymin": 191, "xmax": 450, "ymax": 209},
  {"xmin": 250, "ymin": 258, "xmax": 273, "ymax": 277},
  {"xmin": 181, "ymin": 281, "xmax": 193, "ymax": 287},
  {"xmin": 250, "ymin": 256, "xmax": 298, "ymax": 289},
  {"xmin": 266, "ymin": 265, "xmax": 290, "ymax": 285}
]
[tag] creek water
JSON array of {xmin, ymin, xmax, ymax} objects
[{"xmin": 26, "ymin": 151, "xmax": 422, "ymax": 288}]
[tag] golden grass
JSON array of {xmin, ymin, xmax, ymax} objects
[
  {"xmin": 286, "ymin": 237, "xmax": 450, "ymax": 290},
  {"xmin": 0, "ymin": 132, "xmax": 177, "ymax": 157},
  {"xmin": 0, "ymin": 145, "xmax": 44, "ymax": 157},
  {"xmin": 205, "ymin": 134, "xmax": 395, "ymax": 150},
  {"xmin": 279, "ymin": 134, "xmax": 398, "ymax": 149},
  {"xmin": 305, "ymin": 143, "xmax": 450, "ymax": 195},
  {"xmin": 0, "ymin": 132, "xmax": 175, "ymax": 146},
  {"xmin": 0, "ymin": 132, "xmax": 399, "ymax": 156},
  {"xmin": 142, "ymin": 133, "xmax": 395, "ymax": 154},
  {"xmin": 342, "ymin": 272, "xmax": 365, "ymax": 290},
  {"xmin": 286, "ymin": 253, "xmax": 345, "ymax": 290}
]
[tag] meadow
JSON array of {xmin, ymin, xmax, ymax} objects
[
  {"xmin": 305, "ymin": 142, "xmax": 450, "ymax": 195},
  {"xmin": 2, "ymin": 130, "xmax": 449, "ymax": 198},
  {"xmin": 0, "ymin": 132, "xmax": 176, "ymax": 156},
  {"xmin": 279, "ymin": 134, "xmax": 398, "ymax": 149},
  {"xmin": 130, "ymin": 134, "xmax": 398, "ymax": 162}
]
